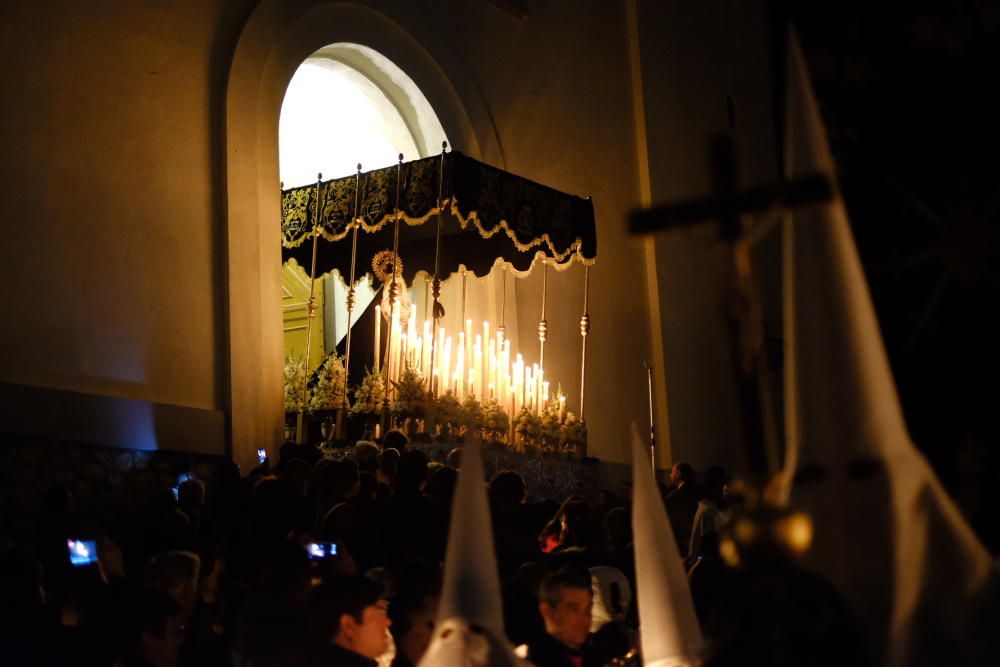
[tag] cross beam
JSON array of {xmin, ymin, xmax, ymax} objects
[
  {"xmin": 629, "ymin": 171, "xmax": 833, "ymax": 236},
  {"xmin": 629, "ymin": 132, "xmax": 834, "ymax": 489}
]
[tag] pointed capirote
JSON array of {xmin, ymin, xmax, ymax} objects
[
  {"xmin": 630, "ymin": 423, "xmax": 702, "ymax": 667},
  {"xmin": 418, "ymin": 434, "xmax": 528, "ymax": 667},
  {"xmin": 783, "ymin": 29, "xmax": 999, "ymax": 666}
]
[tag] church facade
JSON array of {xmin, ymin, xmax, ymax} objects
[{"xmin": 0, "ymin": 0, "xmax": 779, "ymax": 475}]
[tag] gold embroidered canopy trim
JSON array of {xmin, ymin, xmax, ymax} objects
[{"xmin": 280, "ymin": 152, "xmax": 596, "ymax": 282}]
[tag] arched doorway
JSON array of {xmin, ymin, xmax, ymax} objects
[
  {"xmin": 278, "ymin": 42, "xmax": 448, "ymax": 402},
  {"xmin": 224, "ymin": 1, "xmax": 501, "ymax": 469}
]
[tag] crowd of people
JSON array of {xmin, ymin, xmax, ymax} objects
[{"xmin": 0, "ymin": 433, "xmax": 746, "ymax": 666}]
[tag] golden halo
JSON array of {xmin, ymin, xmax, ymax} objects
[{"xmin": 372, "ymin": 250, "xmax": 403, "ymax": 282}]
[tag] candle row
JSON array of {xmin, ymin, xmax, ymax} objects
[{"xmin": 373, "ymin": 309, "xmax": 559, "ymax": 421}]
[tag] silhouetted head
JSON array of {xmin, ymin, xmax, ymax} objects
[
  {"xmin": 670, "ymin": 462, "xmax": 695, "ymax": 486},
  {"xmin": 396, "ymin": 450, "xmax": 428, "ymax": 492},
  {"xmin": 489, "ymin": 471, "xmax": 526, "ymax": 511},
  {"xmin": 309, "ymin": 576, "xmax": 390, "ymax": 659},
  {"xmin": 383, "ymin": 429, "xmax": 409, "ymax": 452}
]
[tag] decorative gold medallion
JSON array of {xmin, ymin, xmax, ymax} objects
[{"xmin": 372, "ymin": 250, "xmax": 403, "ymax": 282}]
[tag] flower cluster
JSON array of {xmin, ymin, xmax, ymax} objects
[
  {"xmin": 461, "ymin": 394, "xmax": 484, "ymax": 433},
  {"xmin": 514, "ymin": 408, "xmax": 542, "ymax": 448},
  {"xmin": 391, "ymin": 366, "xmax": 428, "ymax": 419},
  {"xmin": 310, "ymin": 353, "xmax": 348, "ymax": 411},
  {"xmin": 560, "ymin": 411, "xmax": 587, "ymax": 451},
  {"xmin": 539, "ymin": 404, "xmax": 562, "ymax": 450},
  {"xmin": 481, "ymin": 400, "xmax": 510, "ymax": 441},
  {"xmin": 350, "ymin": 369, "xmax": 385, "ymax": 416},
  {"xmin": 284, "ymin": 355, "xmax": 310, "ymax": 413},
  {"xmin": 435, "ymin": 391, "xmax": 464, "ymax": 432}
]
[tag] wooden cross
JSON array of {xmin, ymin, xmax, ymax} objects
[{"xmin": 629, "ymin": 132, "xmax": 834, "ymax": 486}]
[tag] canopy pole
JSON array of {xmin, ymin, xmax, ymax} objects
[
  {"xmin": 429, "ymin": 141, "xmax": 448, "ymax": 397},
  {"xmin": 579, "ymin": 265, "xmax": 590, "ymax": 456},
  {"xmin": 497, "ymin": 266, "xmax": 507, "ymax": 341},
  {"xmin": 538, "ymin": 260, "xmax": 548, "ymax": 370},
  {"xmin": 383, "ymin": 154, "xmax": 404, "ymax": 424},
  {"xmin": 298, "ymin": 172, "xmax": 324, "ymax": 444},
  {"xmin": 338, "ymin": 164, "xmax": 363, "ymax": 440},
  {"xmin": 424, "ymin": 276, "xmax": 430, "ymax": 326}
]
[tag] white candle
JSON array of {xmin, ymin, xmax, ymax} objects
[
  {"xmin": 482, "ymin": 322, "xmax": 490, "ymax": 398},
  {"xmin": 514, "ymin": 354, "xmax": 524, "ymax": 413},
  {"xmin": 533, "ymin": 364, "xmax": 541, "ymax": 414},
  {"xmin": 374, "ymin": 305, "xmax": 381, "ymax": 372},
  {"xmin": 412, "ymin": 335, "xmax": 422, "ymax": 375},
  {"xmin": 437, "ymin": 326, "xmax": 446, "ymax": 393},
  {"xmin": 474, "ymin": 336, "xmax": 483, "ymax": 400},
  {"xmin": 465, "ymin": 319, "xmax": 473, "ymax": 383},
  {"xmin": 442, "ymin": 336, "xmax": 452, "ymax": 396},
  {"xmin": 457, "ymin": 332, "xmax": 465, "ymax": 396},
  {"xmin": 525, "ymin": 366, "xmax": 534, "ymax": 415},
  {"xmin": 422, "ymin": 320, "xmax": 432, "ymax": 380},
  {"xmin": 488, "ymin": 339, "xmax": 496, "ymax": 400},
  {"xmin": 502, "ymin": 340, "xmax": 511, "ymax": 401},
  {"xmin": 504, "ymin": 367, "xmax": 511, "ymax": 415}
]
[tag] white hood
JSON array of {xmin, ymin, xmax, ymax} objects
[
  {"xmin": 630, "ymin": 423, "xmax": 702, "ymax": 666},
  {"xmin": 418, "ymin": 435, "xmax": 530, "ymax": 666},
  {"xmin": 782, "ymin": 29, "xmax": 999, "ymax": 666}
]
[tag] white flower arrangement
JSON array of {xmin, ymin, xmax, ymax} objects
[
  {"xmin": 284, "ymin": 355, "xmax": 310, "ymax": 413},
  {"xmin": 350, "ymin": 369, "xmax": 385, "ymax": 416},
  {"xmin": 481, "ymin": 399, "xmax": 510, "ymax": 441},
  {"xmin": 309, "ymin": 353, "xmax": 348, "ymax": 411},
  {"xmin": 391, "ymin": 366, "xmax": 428, "ymax": 419},
  {"xmin": 539, "ymin": 404, "xmax": 562, "ymax": 450},
  {"xmin": 436, "ymin": 391, "xmax": 464, "ymax": 431},
  {"xmin": 514, "ymin": 408, "xmax": 542, "ymax": 448},
  {"xmin": 461, "ymin": 394, "xmax": 484, "ymax": 433},
  {"xmin": 559, "ymin": 411, "xmax": 587, "ymax": 451}
]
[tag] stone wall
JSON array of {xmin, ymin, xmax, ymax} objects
[{"xmin": 0, "ymin": 438, "xmax": 222, "ymax": 543}]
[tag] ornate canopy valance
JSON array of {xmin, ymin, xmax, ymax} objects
[{"xmin": 280, "ymin": 151, "xmax": 596, "ymax": 282}]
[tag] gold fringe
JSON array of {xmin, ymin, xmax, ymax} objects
[{"xmin": 283, "ymin": 197, "xmax": 596, "ymax": 267}]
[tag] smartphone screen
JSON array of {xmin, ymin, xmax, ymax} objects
[
  {"xmin": 67, "ymin": 539, "xmax": 98, "ymax": 567},
  {"xmin": 177, "ymin": 472, "xmax": 193, "ymax": 484},
  {"xmin": 307, "ymin": 541, "xmax": 338, "ymax": 560},
  {"xmin": 257, "ymin": 448, "xmax": 267, "ymax": 464}
]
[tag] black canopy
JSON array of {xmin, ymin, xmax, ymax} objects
[{"xmin": 280, "ymin": 151, "xmax": 596, "ymax": 282}]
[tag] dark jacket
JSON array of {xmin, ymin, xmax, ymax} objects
[
  {"xmin": 665, "ymin": 482, "xmax": 698, "ymax": 557},
  {"xmin": 527, "ymin": 632, "xmax": 603, "ymax": 667}
]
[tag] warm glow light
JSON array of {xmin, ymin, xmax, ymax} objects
[
  {"xmin": 376, "ymin": 315, "xmax": 573, "ymax": 426},
  {"xmin": 279, "ymin": 61, "xmax": 418, "ymax": 186}
]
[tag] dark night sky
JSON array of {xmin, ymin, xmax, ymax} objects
[{"xmin": 793, "ymin": 1, "xmax": 1000, "ymax": 550}]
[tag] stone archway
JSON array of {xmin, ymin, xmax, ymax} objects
[{"xmin": 224, "ymin": 1, "xmax": 501, "ymax": 468}]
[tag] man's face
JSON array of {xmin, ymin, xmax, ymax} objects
[
  {"xmin": 344, "ymin": 601, "xmax": 392, "ymax": 659},
  {"xmin": 540, "ymin": 587, "xmax": 593, "ymax": 649},
  {"xmin": 669, "ymin": 465, "xmax": 682, "ymax": 485}
]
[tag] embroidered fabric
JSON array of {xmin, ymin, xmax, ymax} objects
[{"xmin": 280, "ymin": 152, "xmax": 597, "ymax": 281}]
